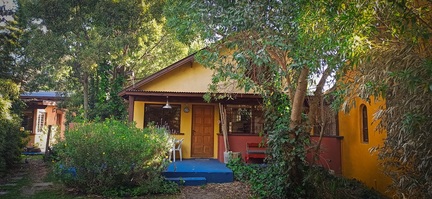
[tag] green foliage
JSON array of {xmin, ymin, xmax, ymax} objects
[
  {"xmin": 226, "ymin": 158, "xmax": 258, "ymax": 181},
  {"xmin": 87, "ymin": 62, "xmax": 127, "ymax": 121},
  {"xmin": 53, "ymin": 120, "xmax": 178, "ymax": 196},
  {"xmin": 18, "ymin": 0, "xmax": 190, "ymax": 119},
  {"xmin": 0, "ymin": 118, "xmax": 28, "ymax": 174},
  {"xmin": 228, "ymin": 158, "xmax": 384, "ymax": 199},
  {"xmin": 262, "ymin": 91, "xmax": 310, "ymax": 197},
  {"xmin": 339, "ymin": 1, "xmax": 432, "ymax": 197},
  {"xmin": 0, "ymin": 10, "xmax": 22, "ymax": 81},
  {"xmin": 304, "ymin": 166, "xmax": 384, "ymax": 199},
  {"xmin": 0, "ymin": 81, "xmax": 27, "ymax": 176}
]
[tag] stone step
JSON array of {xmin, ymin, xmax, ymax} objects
[
  {"xmin": 2, "ymin": 183, "xmax": 17, "ymax": 187},
  {"xmin": 32, "ymin": 182, "xmax": 54, "ymax": 187},
  {"xmin": 165, "ymin": 177, "xmax": 207, "ymax": 186},
  {"xmin": 10, "ymin": 176, "xmax": 24, "ymax": 181},
  {"xmin": 14, "ymin": 172, "xmax": 27, "ymax": 177},
  {"xmin": 0, "ymin": 191, "xmax": 8, "ymax": 195}
]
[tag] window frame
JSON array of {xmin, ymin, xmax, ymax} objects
[
  {"xmin": 360, "ymin": 104, "xmax": 369, "ymax": 143},
  {"xmin": 225, "ymin": 104, "xmax": 264, "ymax": 134},
  {"xmin": 143, "ymin": 103, "xmax": 181, "ymax": 134},
  {"xmin": 36, "ymin": 109, "xmax": 47, "ymax": 134}
]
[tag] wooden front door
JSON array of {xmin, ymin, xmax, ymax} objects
[{"xmin": 191, "ymin": 105, "xmax": 214, "ymax": 158}]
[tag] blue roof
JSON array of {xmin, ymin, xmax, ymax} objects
[{"xmin": 20, "ymin": 91, "xmax": 68, "ymax": 98}]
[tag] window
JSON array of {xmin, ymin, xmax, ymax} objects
[
  {"xmin": 36, "ymin": 109, "xmax": 47, "ymax": 134},
  {"xmin": 312, "ymin": 105, "xmax": 339, "ymax": 136},
  {"xmin": 360, "ymin": 104, "xmax": 369, "ymax": 143},
  {"xmin": 226, "ymin": 105, "xmax": 264, "ymax": 134},
  {"xmin": 144, "ymin": 104, "xmax": 181, "ymax": 134},
  {"xmin": 22, "ymin": 110, "xmax": 34, "ymax": 134}
]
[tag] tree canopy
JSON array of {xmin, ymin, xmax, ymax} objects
[
  {"xmin": 17, "ymin": 0, "xmax": 191, "ymax": 120},
  {"xmin": 0, "ymin": 0, "xmax": 27, "ymax": 174},
  {"xmin": 165, "ymin": 0, "xmax": 431, "ymax": 198}
]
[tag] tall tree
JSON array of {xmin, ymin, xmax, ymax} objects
[
  {"xmin": 0, "ymin": 0, "xmax": 27, "ymax": 174},
  {"xmin": 18, "ymin": 0, "xmax": 189, "ymax": 120},
  {"xmin": 166, "ymin": 0, "xmax": 374, "ymax": 197}
]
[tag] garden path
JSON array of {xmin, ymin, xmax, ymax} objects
[{"xmin": 0, "ymin": 156, "xmax": 253, "ymax": 199}]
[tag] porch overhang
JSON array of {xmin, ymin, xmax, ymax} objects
[
  {"xmin": 120, "ymin": 90, "xmax": 263, "ymax": 104},
  {"xmin": 121, "ymin": 90, "xmax": 263, "ymax": 122}
]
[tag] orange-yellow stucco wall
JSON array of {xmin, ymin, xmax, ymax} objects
[
  {"xmin": 133, "ymin": 101, "xmax": 220, "ymax": 159},
  {"xmin": 338, "ymin": 97, "xmax": 391, "ymax": 194}
]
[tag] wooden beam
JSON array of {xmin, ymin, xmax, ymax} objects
[{"xmin": 128, "ymin": 95, "xmax": 135, "ymax": 122}]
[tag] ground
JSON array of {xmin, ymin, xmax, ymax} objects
[{"xmin": 0, "ymin": 156, "xmax": 252, "ymax": 199}]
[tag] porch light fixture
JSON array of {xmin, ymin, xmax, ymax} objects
[
  {"xmin": 183, "ymin": 105, "xmax": 190, "ymax": 113},
  {"xmin": 163, "ymin": 96, "xmax": 172, "ymax": 109}
]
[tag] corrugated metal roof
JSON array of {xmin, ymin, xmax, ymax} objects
[{"xmin": 20, "ymin": 91, "xmax": 68, "ymax": 98}]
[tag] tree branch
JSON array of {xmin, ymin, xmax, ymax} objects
[{"xmin": 139, "ymin": 33, "xmax": 168, "ymax": 60}]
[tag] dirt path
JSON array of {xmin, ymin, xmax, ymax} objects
[
  {"xmin": 20, "ymin": 157, "xmax": 54, "ymax": 196},
  {"xmin": 179, "ymin": 181, "xmax": 252, "ymax": 199},
  {"xmin": 0, "ymin": 156, "xmax": 54, "ymax": 198}
]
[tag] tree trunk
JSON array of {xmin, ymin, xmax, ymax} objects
[
  {"xmin": 290, "ymin": 67, "xmax": 309, "ymax": 129},
  {"xmin": 288, "ymin": 67, "xmax": 309, "ymax": 185},
  {"xmin": 83, "ymin": 71, "xmax": 89, "ymax": 120}
]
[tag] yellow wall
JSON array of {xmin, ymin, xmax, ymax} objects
[
  {"xmin": 140, "ymin": 62, "xmax": 213, "ymax": 92},
  {"xmin": 339, "ymin": 97, "xmax": 391, "ymax": 193},
  {"xmin": 133, "ymin": 101, "xmax": 220, "ymax": 159},
  {"xmin": 139, "ymin": 61, "xmax": 248, "ymax": 94}
]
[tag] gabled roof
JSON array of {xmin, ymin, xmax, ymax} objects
[{"xmin": 119, "ymin": 53, "xmax": 196, "ymax": 97}]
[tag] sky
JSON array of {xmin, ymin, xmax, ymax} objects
[{"xmin": 0, "ymin": 0, "xmax": 17, "ymax": 24}]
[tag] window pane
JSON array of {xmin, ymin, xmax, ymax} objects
[
  {"xmin": 226, "ymin": 105, "xmax": 263, "ymax": 134},
  {"xmin": 36, "ymin": 109, "xmax": 46, "ymax": 133},
  {"xmin": 144, "ymin": 104, "xmax": 181, "ymax": 134},
  {"xmin": 361, "ymin": 105, "xmax": 369, "ymax": 142}
]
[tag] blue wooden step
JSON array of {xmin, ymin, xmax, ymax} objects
[
  {"xmin": 163, "ymin": 159, "xmax": 233, "ymax": 184},
  {"xmin": 165, "ymin": 177, "xmax": 207, "ymax": 186}
]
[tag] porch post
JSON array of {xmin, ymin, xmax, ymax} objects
[{"xmin": 128, "ymin": 95, "xmax": 135, "ymax": 122}]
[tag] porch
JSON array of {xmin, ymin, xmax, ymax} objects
[{"xmin": 163, "ymin": 159, "xmax": 233, "ymax": 186}]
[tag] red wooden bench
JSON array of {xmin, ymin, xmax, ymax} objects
[{"xmin": 246, "ymin": 143, "xmax": 267, "ymax": 163}]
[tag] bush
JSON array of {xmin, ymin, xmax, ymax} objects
[
  {"xmin": 228, "ymin": 158, "xmax": 385, "ymax": 199},
  {"xmin": 304, "ymin": 166, "xmax": 385, "ymax": 199},
  {"xmin": 227, "ymin": 158, "xmax": 285, "ymax": 198},
  {"xmin": 53, "ymin": 119, "xmax": 178, "ymax": 196},
  {"xmin": 0, "ymin": 118, "xmax": 27, "ymax": 174}
]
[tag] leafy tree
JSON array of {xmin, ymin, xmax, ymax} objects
[
  {"xmin": 165, "ymin": 0, "xmax": 374, "ymax": 197},
  {"xmin": 0, "ymin": 1, "xmax": 27, "ymax": 174},
  {"xmin": 343, "ymin": 1, "xmax": 432, "ymax": 198},
  {"xmin": 18, "ymin": 0, "xmax": 190, "ymax": 120}
]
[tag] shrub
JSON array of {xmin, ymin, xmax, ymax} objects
[
  {"xmin": 227, "ymin": 158, "xmax": 285, "ymax": 198},
  {"xmin": 53, "ymin": 119, "xmax": 178, "ymax": 196},
  {"xmin": 228, "ymin": 158, "xmax": 384, "ymax": 199},
  {"xmin": 304, "ymin": 166, "xmax": 385, "ymax": 199},
  {"xmin": 0, "ymin": 118, "xmax": 27, "ymax": 174}
]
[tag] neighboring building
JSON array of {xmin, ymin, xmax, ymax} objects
[
  {"xmin": 119, "ymin": 53, "xmax": 391, "ymax": 194},
  {"xmin": 20, "ymin": 91, "xmax": 67, "ymax": 152},
  {"xmin": 338, "ymin": 97, "xmax": 391, "ymax": 193}
]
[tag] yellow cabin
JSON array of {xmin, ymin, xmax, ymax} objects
[{"xmin": 119, "ymin": 53, "xmax": 391, "ymax": 195}]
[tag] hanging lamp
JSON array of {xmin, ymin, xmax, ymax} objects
[{"xmin": 163, "ymin": 96, "xmax": 172, "ymax": 109}]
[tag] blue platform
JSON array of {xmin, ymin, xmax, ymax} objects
[{"xmin": 163, "ymin": 159, "xmax": 233, "ymax": 186}]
